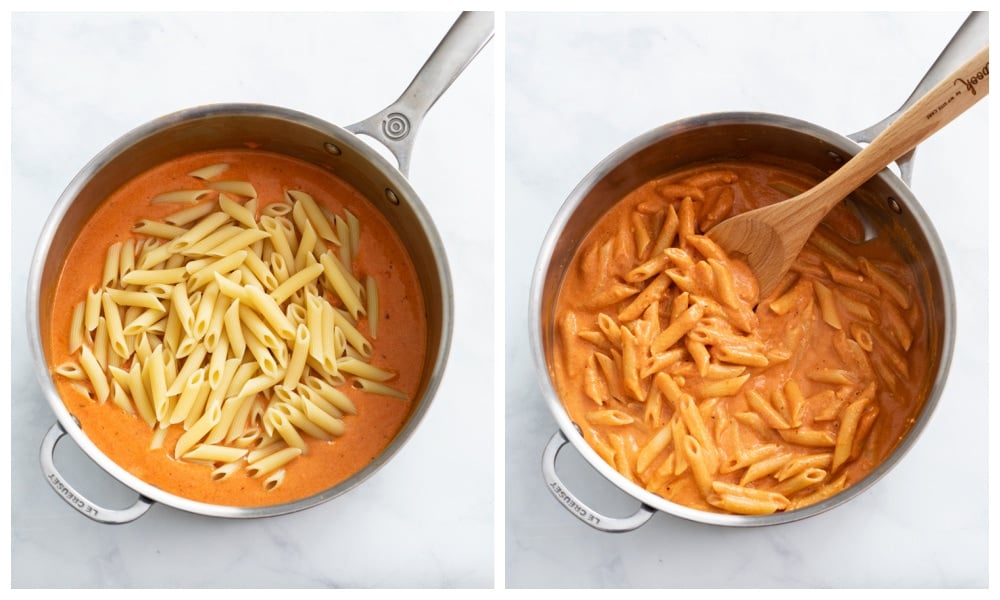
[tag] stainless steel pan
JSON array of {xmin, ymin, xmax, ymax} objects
[
  {"xmin": 29, "ymin": 11, "xmax": 493, "ymax": 523},
  {"xmin": 531, "ymin": 12, "xmax": 986, "ymax": 532}
]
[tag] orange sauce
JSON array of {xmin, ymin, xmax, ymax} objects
[
  {"xmin": 552, "ymin": 160, "xmax": 929, "ymax": 513},
  {"xmin": 47, "ymin": 149, "xmax": 427, "ymax": 507}
]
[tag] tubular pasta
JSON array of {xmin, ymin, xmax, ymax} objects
[
  {"xmin": 551, "ymin": 161, "xmax": 927, "ymax": 515},
  {"xmin": 246, "ymin": 447, "xmax": 302, "ymax": 478},
  {"xmin": 52, "ymin": 163, "xmax": 417, "ymax": 494}
]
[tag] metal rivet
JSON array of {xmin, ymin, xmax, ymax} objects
[
  {"xmin": 828, "ymin": 151, "xmax": 843, "ymax": 164},
  {"xmin": 887, "ymin": 197, "xmax": 902, "ymax": 214},
  {"xmin": 385, "ymin": 189, "xmax": 400, "ymax": 205},
  {"xmin": 324, "ymin": 142, "xmax": 342, "ymax": 156}
]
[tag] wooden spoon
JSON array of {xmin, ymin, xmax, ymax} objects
[{"xmin": 707, "ymin": 45, "xmax": 989, "ymax": 298}]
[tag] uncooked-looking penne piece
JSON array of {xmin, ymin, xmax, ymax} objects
[
  {"xmin": 269, "ymin": 262, "xmax": 324, "ymax": 305},
  {"xmin": 266, "ymin": 410, "xmax": 307, "ymax": 453},
  {"xmin": 201, "ymin": 228, "xmax": 271, "ymax": 258},
  {"xmin": 101, "ymin": 241, "xmax": 123, "ymax": 288},
  {"xmin": 122, "ymin": 267, "xmax": 189, "ymax": 286},
  {"xmin": 282, "ymin": 324, "xmax": 311, "ymax": 389},
  {"xmin": 319, "ymin": 251, "xmax": 365, "ymax": 319},
  {"xmin": 92, "ymin": 317, "xmax": 110, "ymax": 369},
  {"xmin": 188, "ymin": 162, "xmax": 229, "ymax": 180},
  {"xmin": 271, "ymin": 402, "xmax": 329, "ymax": 441},
  {"xmin": 105, "ymin": 288, "xmax": 166, "ymax": 312},
  {"xmin": 297, "ymin": 398, "xmax": 345, "ymax": 437},
  {"xmin": 84, "ymin": 286, "xmax": 102, "ymax": 333},
  {"xmin": 187, "ymin": 251, "xmax": 249, "ymax": 291},
  {"xmin": 110, "ymin": 380, "xmax": 135, "ymax": 416},
  {"xmin": 288, "ymin": 190, "xmax": 339, "ymax": 245},
  {"xmin": 181, "ymin": 225, "xmax": 244, "ymax": 257},
  {"xmin": 174, "ymin": 401, "xmax": 223, "ymax": 459},
  {"xmin": 54, "ymin": 361, "xmax": 86, "ymax": 380},
  {"xmin": 242, "ymin": 330, "xmax": 280, "ymax": 380},
  {"xmin": 149, "ymin": 424, "xmax": 170, "ymax": 450},
  {"xmin": 365, "ymin": 275, "xmax": 379, "ymax": 339},
  {"xmin": 169, "ymin": 368, "xmax": 207, "ymax": 424},
  {"xmin": 331, "ymin": 309, "xmax": 373, "ymax": 359},
  {"xmin": 218, "ymin": 193, "xmax": 258, "ymax": 229},
  {"xmin": 119, "ymin": 237, "xmax": 136, "ymax": 280},
  {"xmin": 78, "ymin": 343, "xmax": 110, "ymax": 404},
  {"xmin": 125, "ymin": 360, "xmax": 156, "ymax": 428},
  {"xmin": 210, "ymin": 461, "xmax": 244, "ymax": 482},
  {"xmin": 247, "ymin": 447, "xmax": 302, "ymax": 478},
  {"xmin": 207, "ymin": 180, "xmax": 257, "ymax": 198},
  {"xmin": 345, "ymin": 209, "xmax": 361, "ymax": 258},
  {"xmin": 68, "ymin": 302, "xmax": 86, "ymax": 353},
  {"xmin": 166, "ymin": 211, "xmax": 231, "ymax": 254},
  {"xmin": 183, "ymin": 444, "xmax": 248, "ymax": 463},
  {"xmin": 244, "ymin": 285, "xmax": 296, "ymax": 342},
  {"xmin": 352, "ymin": 377, "xmax": 408, "ymax": 401},
  {"xmin": 262, "ymin": 469, "xmax": 286, "ymax": 491},
  {"xmin": 165, "ymin": 343, "xmax": 207, "ymax": 397},
  {"xmin": 164, "ymin": 201, "xmax": 218, "ymax": 226},
  {"xmin": 303, "ymin": 376, "xmax": 357, "ymax": 415},
  {"xmin": 151, "ymin": 189, "xmax": 214, "ymax": 205},
  {"xmin": 336, "ymin": 214, "xmax": 352, "ymax": 270}
]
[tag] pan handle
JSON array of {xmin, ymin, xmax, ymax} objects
[
  {"xmin": 347, "ymin": 11, "xmax": 494, "ymax": 177},
  {"xmin": 542, "ymin": 430, "xmax": 656, "ymax": 533},
  {"xmin": 40, "ymin": 423, "xmax": 154, "ymax": 524},
  {"xmin": 849, "ymin": 11, "xmax": 988, "ymax": 185}
]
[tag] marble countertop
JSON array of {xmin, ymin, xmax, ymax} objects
[
  {"xmin": 11, "ymin": 12, "xmax": 494, "ymax": 588},
  {"xmin": 504, "ymin": 12, "xmax": 988, "ymax": 588}
]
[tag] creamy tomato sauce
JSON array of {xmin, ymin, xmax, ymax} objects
[
  {"xmin": 47, "ymin": 149, "xmax": 427, "ymax": 507},
  {"xmin": 552, "ymin": 160, "xmax": 929, "ymax": 514}
]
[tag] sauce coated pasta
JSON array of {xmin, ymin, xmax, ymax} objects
[
  {"xmin": 48, "ymin": 150, "xmax": 427, "ymax": 507},
  {"xmin": 552, "ymin": 160, "xmax": 928, "ymax": 515}
]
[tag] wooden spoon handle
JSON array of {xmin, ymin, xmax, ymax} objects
[{"xmin": 807, "ymin": 45, "xmax": 989, "ymax": 216}]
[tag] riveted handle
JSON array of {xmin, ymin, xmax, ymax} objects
[
  {"xmin": 542, "ymin": 430, "xmax": 656, "ymax": 533},
  {"xmin": 40, "ymin": 423, "xmax": 154, "ymax": 524},
  {"xmin": 347, "ymin": 11, "xmax": 494, "ymax": 177}
]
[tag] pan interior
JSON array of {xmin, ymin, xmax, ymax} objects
[
  {"xmin": 534, "ymin": 114, "xmax": 953, "ymax": 525},
  {"xmin": 33, "ymin": 105, "xmax": 452, "ymax": 516}
]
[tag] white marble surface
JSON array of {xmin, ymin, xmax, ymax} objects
[
  {"xmin": 11, "ymin": 12, "xmax": 494, "ymax": 588},
  {"xmin": 505, "ymin": 12, "xmax": 988, "ymax": 588}
]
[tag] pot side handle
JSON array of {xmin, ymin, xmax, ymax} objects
[
  {"xmin": 542, "ymin": 430, "xmax": 656, "ymax": 533},
  {"xmin": 849, "ymin": 11, "xmax": 988, "ymax": 185},
  {"xmin": 346, "ymin": 11, "xmax": 494, "ymax": 177},
  {"xmin": 40, "ymin": 423, "xmax": 154, "ymax": 524}
]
